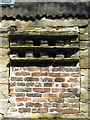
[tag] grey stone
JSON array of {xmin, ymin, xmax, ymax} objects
[
  {"xmin": 80, "ymin": 41, "xmax": 89, "ymax": 50},
  {"xmin": 80, "ymin": 49, "xmax": 88, "ymax": 59},
  {"xmin": 26, "ymin": 93, "xmax": 42, "ymax": 97}
]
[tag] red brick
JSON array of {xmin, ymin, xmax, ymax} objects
[
  {"xmin": 60, "ymin": 73, "xmax": 70, "ymax": 77},
  {"xmin": 16, "ymin": 97, "xmax": 31, "ymax": 102},
  {"xmin": 52, "ymin": 88, "xmax": 65, "ymax": 93},
  {"xmin": 55, "ymin": 78, "xmax": 65, "ymax": 82},
  {"xmin": 40, "ymin": 68, "xmax": 48, "ymax": 71},
  {"xmin": 26, "ymin": 82, "xmax": 34, "ymax": 87},
  {"xmin": 44, "ymin": 83, "xmax": 52, "ymax": 87},
  {"xmin": 64, "ymin": 99, "xmax": 79, "ymax": 103},
  {"xmin": 71, "ymin": 73, "xmax": 80, "ymax": 77},
  {"xmin": 62, "ymin": 109, "xmax": 79, "ymax": 114},
  {"xmin": 62, "ymin": 83, "xmax": 69, "ymax": 87},
  {"xmin": 49, "ymin": 98, "xmax": 63, "ymax": 103},
  {"xmin": 10, "ymin": 102, "xmax": 16, "ymax": 107},
  {"xmin": 10, "ymin": 88, "xmax": 14, "ymax": 92},
  {"xmin": 49, "ymin": 73, "xmax": 60, "ymax": 77},
  {"xmin": 33, "ymin": 98, "xmax": 48, "ymax": 102},
  {"xmin": 17, "ymin": 103, "xmax": 24, "ymax": 106},
  {"xmin": 43, "ymin": 93, "xmax": 58, "ymax": 97},
  {"xmin": 26, "ymin": 102, "xmax": 34, "ymax": 107},
  {"xmin": 10, "ymin": 82, "xmax": 16, "ymax": 86},
  {"xmin": 67, "ymin": 78, "xmax": 78, "ymax": 82},
  {"xmin": 34, "ymin": 103, "xmax": 42, "ymax": 107},
  {"xmin": 26, "ymin": 40, "xmax": 33, "ymax": 44},
  {"xmin": 50, "ymin": 108, "xmax": 61, "ymax": 113},
  {"xmin": 32, "ymin": 72, "xmax": 47, "ymax": 76},
  {"xmin": 52, "ymin": 67, "xmax": 60, "ymax": 72},
  {"xmin": 33, "ymin": 88, "xmax": 50, "ymax": 93},
  {"xmin": 28, "ymin": 67, "xmax": 38, "ymax": 71},
  {"xmin": 15, "ymin": 72, "xmax": 30, "ymax": 76},
  {"xmin": 24, "ymin": 77, "xmax": 39, "ymax": 81}
]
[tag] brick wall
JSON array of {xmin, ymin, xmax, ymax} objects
[{"xmin": 9, "ymin": 66, "xmax": 80, "ymax": 114}]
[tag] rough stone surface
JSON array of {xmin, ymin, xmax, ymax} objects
[
  {"xmin": 0, "ymin": 72, "xmax": 9, "ymax": 78},
  {"xmin": 0, "ymin": 100, "xmax": 8, "ymax": 114},
  {"xmin": 0, "ymin": 84, "xmax": 8, "ymax": 99},
  {"xmin": 80, "ymin": 89, "xmax": 88, "ymax": 103},
  {"xmin": 80, "ymin": 103, "xmax": 88, "ymax": 114},
  {"xmin": 0, "ymin": 48, "xmax": 10, "ymax": 56},
  {"xmin": 80, "ymin": 41, "xmax": 89, "ymax": 50}
]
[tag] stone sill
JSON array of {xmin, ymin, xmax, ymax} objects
[{"xmin": 4, "ymin": 113, "xmax": 88, "ymax": 119}]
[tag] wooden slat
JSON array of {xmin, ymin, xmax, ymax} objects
[
  {"xmin": 10, "ymin": 46, "xmax": 79, "ymax": 51},
  {"xmin": 10, "ymin": 57, "xmax": 79, "ymax": 62}
]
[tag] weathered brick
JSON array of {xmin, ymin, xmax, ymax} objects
[
  {"xmin": 32, "ymin": 108, "xmax": 48, "ymax": 113},
  {"xmin": 24, "ymin": 77, "xmax": 39, "ymax": 81},
  {"xmin": 9, "ymin": 108, "xmax": 17, "ymax": 112},
  {"xmin": 26, "ymin": 102, "xmax": 34, "ymax": 107},
  {"xmin": 50, "ymin": 108, "xmax": 61, "ymax": 113},
  {"xmin": 34, "ymin": 103, "xmax": 42, "ymax": 107},
  {"xmin": 15, "ymin": 72, "xmax": 30, "ymax": 76},
  {"xmin": 49, "ymin": 97, "xmax": 63, "ymax": 103},
  {"xmin": 49, "ymin": 73, "xmax": 60, "ymax": 77},
  {"xmin": 67, "ymin": 78, "xmax": 78, "ymax": 82},
  {"xmin": 10, "ymin": 82, "xmax": 16, "ymax": 86},
  {"xmin": 52, "ymin": 88, "xmax": 65, "ymax": 93},
  {"xmin": 44, "ymin": 83, "xmax": 52, "ymax": 87},
  {"xmin": 42, "ymin": 78, "xmax": 53, "ymax": 82},
  {"xmin": 16, "ymin": 93, "xmax": 25, "ymax": 97},
  {"xmin": 10, "ymin": 102, "xmax": 16, "ymax": 107},
  {"xmin": 55, "ymin": 78, "xmax": 65, "ymax": 82},
  {"xmin": 10, "ymin": 88, "xmax": 14, "ymax": 92},
  {"xmin": 26, "ymin": 82, "xmax": 34, "ymax": 87},
  {"xmin": 11, "ymin": 77, "xmax": 23, "ymax": 81},
  {"xmin": 60, "ymin": 73, "xmax": 70, "ymax": 77},
  {"xmin": 44, "ymin": 103, "xmax": 52, "ymax": 107},
  {"xmin": 52, "ymin": 103, "xmax": 60, "ymax": 108},
  {"xmin": 15, "ymin": 87, "xmax": 26, "ymax": 92},
  {"xmin": 19, "ymin": 108, "xmax": 31, "ymax": 113},
  {"xmin": 67, "ymin": 88, "xmax": 78, "ymax": 92},
  {"xmin": 16, "ymin": 97, "xmax": 31, "ymax": 102},
  {"xmin": 43, "ymin": 93, "xmax": 58, "ymax": 97},
  {"xmin": 71, "ymin": 73, "xmax": 80, "ymax": 77},
  {"xmin": 28, "ymin": 67, "xmax": 38, "ymax": 71},
  {"xmin": 59, "ymin": 93, "xmax": 76, "ymax": 98},
  {"xmin": 62, "ymin": 109, "xmax": 79, "ymax": 114},
  {"xmin": 17, "ymin": 82, "xmax": 25, "ymax": 86},
  {"xmin": 17, "ymin": 103, "xmax": 24, "ymax": 106},
  {"xmin": 10, "ymin": 93, "xmax": 17, "ymax": 97},
  {"xmin": 80, "ymin": 35, "xmax": 88, "ymax": 40},
  {"xmin": 26, "ymin": 93, "xmax": 42, "ymax": 97},
  {"xmin": 33, "ymin": 98, "xmax": 48, "ymax": 102},
  {"xmin": 52, "ymin": 67, "xmax": 60, "ymax": 72},
  {"xmin": 40, "ymin": 67, "xmax": 48, "ymax": 71},
  {"xmin": 32, "ymin": 72, "xmax": 47, "ymax": 76},
  {"xmin": 62, "ymin": 83, "xmax": 69, "ymax": 87},
  {"xmin": 35, "ymin": 82, "xmax": 42, "ymax": 87},
  {"xmin": 64, "ymin": 99, "xmax": 79, "ymax": 103},
  {"xmin": 33, "ymin": 88, "xmax": 50, "ymax": 93}
]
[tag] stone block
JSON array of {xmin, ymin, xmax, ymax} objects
[
  {"xmin": 79, "ymin": 27, "xmax": 88, "ymax": 34},
  {"xmin": 0, "ymin": 72, "xmax": 9, "ymax": 78},
  {"xmin": 0, "ymin": 78, "xmax": 8, "ymax": 83},
  {"xmin": 0, "ymin": 37, "xmax": 9, "ymax": 48},
  {"xmin": 81, "ymin": 76, "xmax": 88, "ymax": 90},
  {"xmin": 80, "ymin": 69, "xmax": 88, "ymax": 77},
  {"xmin": 0, "ymin": 84, "xmax": 8, "ymax": 99},
  {"xmin": 0, "ymin": 48, "xmax": 10, "ymax": 56},
  {"xmin": 0, "ymin": 57, "xmax": 10, "ymax": 66},
  {"xmin": 80, "ymin": 41, "xmax": 89, "ymax": 49},
  {"xmin": 80, "ymin": 89, "xmax": 88, "ymax": 103},
  {"xmin": 0, "ymin": 100, "xmax": 8, "ymax": 114},
  {"xmin": 68, "ymin": 114, "xmax": 88, "ymax": 118},
  {"xmin": 0, "ymin": 66, "xmax": 9, "ymax": 72},
  {"xmin": 80, "ymin": 35, "xmax": 88, "ymax": 41},
  {"xmin": 0, "ymin": 114, "xmax": 3, "ymax": 120},
  {"xmin": 80, "ymin": 58, "xmax": 90, "ymax": 69},
  {"xmin": 80, "ymin": 49, "xmax": 88, "ymax": 59},
  {"xmin": 80, "ymin": 103, "xmax": 88, "ymax": 114}
]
